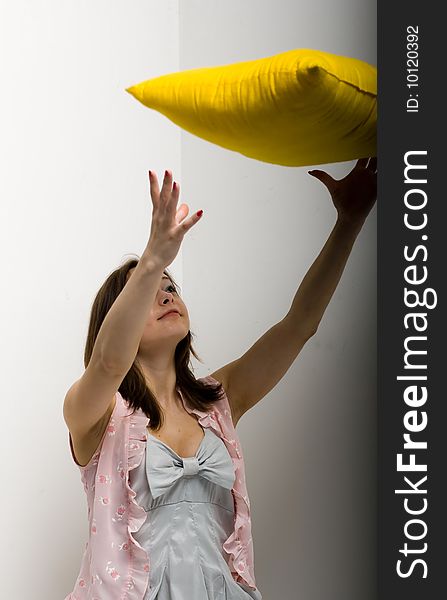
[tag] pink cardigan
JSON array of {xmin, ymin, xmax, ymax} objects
[{"xmin": 64, "ymin": 375, "xmax": 257, "ymax": 599}]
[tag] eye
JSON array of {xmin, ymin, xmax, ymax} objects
[{"xmin": 166, "ymin": 284, "xmax": 178, "ymax": 294}]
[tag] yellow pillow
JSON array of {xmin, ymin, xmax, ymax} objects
[{"xmin": 125, "ymin": 48, "xmax": 376, "ymax": 167}]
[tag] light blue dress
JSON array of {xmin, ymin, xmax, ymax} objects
[{"xmin": 129, "ymin": 425, "xmax": 263, "ymax": 600}]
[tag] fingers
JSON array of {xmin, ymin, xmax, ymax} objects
[
  {"xmin": 149, "ymin": 169, "xmax": 177, "ymax": 216},
  {"xmin": 354, "ymin": 157, "xmax": 377, "ymax": 173},
  {"xmin": 308, "ymin": 169, "xmax": 335, "ymax": 189},
  {"xmin": 175, "ymin": 203, "xmax": 189, "ymax": 224},
  {"xmin": 159, "ymin": 169, "xmax": 174, "ymax": 206},
  {"xmin": 149, "ymin": 170, "xmax": 202, "ymax": 231},
  {"xmin": 148, "ymin": 170, "xmax": 160, "ymax": 208},
  {"xmin": 180, "ymin": 208, "xmax": 203, "ymax": 233},
  {"xmin": 367, "ymin": 157, "xmax": 377, "ymax": 172},
  {"xmin": 168, "ymin": 177, "xmax": 180, "ymax": 219},
  {"xmin": 354, "ymin": 158, "xmax": 369, "ymax": 170},
  {"xmin": 148, "ymin": 168, "xmax": 173, "ymax": 199}
]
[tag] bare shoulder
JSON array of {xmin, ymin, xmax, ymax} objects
[{"xmin": 208, "ymin": 368, "xmax": 241, "ymax": 428}]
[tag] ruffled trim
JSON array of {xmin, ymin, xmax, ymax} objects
[
  {"xmin": 124, "ymin": 399, "xmax": 151, "ymax": 598},
  {"xmin": 222, "ymin": 487, "xmax": 256, "ymax": 589}
]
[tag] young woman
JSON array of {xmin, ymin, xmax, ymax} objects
[{"xmin": 63, "ymin": 159, "xmax": 377, "ymax": 600}]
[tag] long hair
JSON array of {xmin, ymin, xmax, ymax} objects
[{"xmin": 83, "ymin": 255, "xmax": 224, "ymax": 430}]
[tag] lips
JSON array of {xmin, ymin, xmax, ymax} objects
[{"xmin": 159, "ymin": 310, "xmax": 180, "ymax": 319}]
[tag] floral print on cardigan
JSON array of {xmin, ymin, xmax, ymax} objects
[{"xmin": 64, "ymin": 375, "xmax": 257, "ymax": 599}]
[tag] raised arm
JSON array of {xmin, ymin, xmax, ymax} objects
[{"xmin": 211, "ymin": 158, "xmax": 377, "ymax": 424}]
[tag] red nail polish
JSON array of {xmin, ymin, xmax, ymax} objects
[{"xmin": 197, "ymin": 210, "xmax": 203, "ymax": 217}]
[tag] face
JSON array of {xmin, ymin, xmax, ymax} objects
[{"xmin": 125, "ymin": 267, "xmax": 190, "ymax": 350}]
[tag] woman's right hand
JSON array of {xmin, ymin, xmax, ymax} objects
[{"xmin": 143, "ymin": 169, "xmax": 203, "ymax": 268}]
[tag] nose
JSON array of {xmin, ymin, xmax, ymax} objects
[{"xmin": 160, "ymin": 290, "xmax": 175, "ymax": 305}]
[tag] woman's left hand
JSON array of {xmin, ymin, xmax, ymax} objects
[{"xmin": 308, "ymin": 157, "xmax": 377, "ymax": 228}]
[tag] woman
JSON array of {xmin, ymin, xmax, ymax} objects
[{"xmin": 63, "ymin": 159, "xmax": 377, "ymax": 600}]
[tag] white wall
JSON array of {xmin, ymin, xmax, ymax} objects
[
  {"xmin": 0, "ymin": 1, "xmax": 376, "ymax": 599},
  {"xmin": 0, "ymin": 2, "xmax": 182, "ymax": 598},
  {"xmin": 180, "ymin": 2, "xmax": 377, "ymax": 600}
]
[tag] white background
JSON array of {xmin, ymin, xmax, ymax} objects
[{"xmin": 0, "ymin": 1, "xmax": 376, "ymax": 598}]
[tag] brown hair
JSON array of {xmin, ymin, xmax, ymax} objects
[{"xmin": 83, "ymin": 254, "xmax": 224, "ymax": 430}]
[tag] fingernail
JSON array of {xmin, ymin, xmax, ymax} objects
[
  {"xmin": 197, "ymin": 210, "xmax": 203, "ymax": 217},
  {"xmin": 165, "ymin": 170, "xmax": 169, "ymax": 178}
]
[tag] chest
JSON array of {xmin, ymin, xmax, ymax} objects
[{"xmin": 147, "ymin": 410, "xmax": 206, "ymax": 458}]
